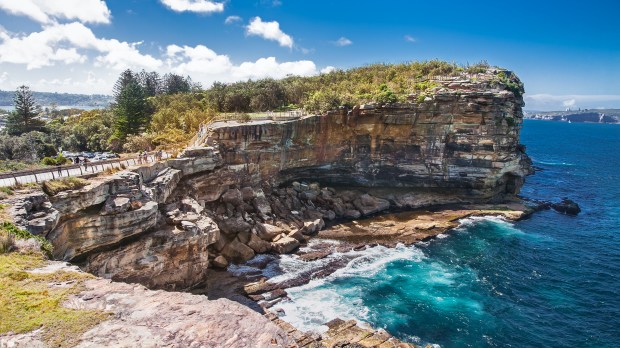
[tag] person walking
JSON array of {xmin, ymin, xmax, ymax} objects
[{"xmin": 56, "ymin": 161, "xmax": 62, "ymax": 177}]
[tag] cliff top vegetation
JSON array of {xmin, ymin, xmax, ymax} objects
[{"xmin": 0, "ymin": 60, "xmax": 522, "ymax": 166}]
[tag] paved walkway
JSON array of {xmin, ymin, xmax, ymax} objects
[{"xmin": 0, "ymin": 154, "xmax": 168, "ymax": 187}]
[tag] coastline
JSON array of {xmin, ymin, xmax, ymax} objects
[{"xmin": 202, "ymin": 200, "xmax": 539, "ymax": 347}]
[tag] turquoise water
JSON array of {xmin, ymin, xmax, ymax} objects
[{"xmin": 275, "ymin": 120, "xmax": 620, "ymax": 347}]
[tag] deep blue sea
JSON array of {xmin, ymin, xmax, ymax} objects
[{"xmin": 270, "ymin": 120, "xmax": 620, "ymax": 347}]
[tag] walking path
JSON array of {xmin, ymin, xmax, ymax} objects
[{"xmin": 0, "ymin": 153, "xmax": 168, "ymax": 187}]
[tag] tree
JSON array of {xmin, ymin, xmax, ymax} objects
[
  {"xmin": 163, "ymin": 73, "xmax": 200, "ymax": 95},
  {"xmin": 138, "ymin": 70, "xmax": 162, "ymax": 97},
  {"xmin": 6, "ymin": 85, "xmax": 45, "ymax": 135},
  {"xmin": 111, "ymin": 70, "xmax": 147, "ymax": 142}
]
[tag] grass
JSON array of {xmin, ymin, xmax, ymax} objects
[
  {"xmin": 41, "ymin": 177, "xmax": 89, "ymax": 196},
  {"xmin": 0, "ymin": 221, "xmax": 53, "ymax": 256},
  {"xmin": 0, "ymin": 182, "xmax": 41, "ymax": 200},
  {"xmin": 0, "ymin": 252, "xmax": 110, "ymax": 347}
]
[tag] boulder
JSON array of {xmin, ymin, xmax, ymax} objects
[
  {"xmin": 221, "ymin": 238, "xmax": 255, "ymax": 262},
  {"xmin": 287, "ymin": 229, "xmax": 306, "ymax": 243},
  {"xmin": 551, "ymin": 199, "xmax": 581, "ymax": 215},
  {"xmin": 247, "ymin": 233, "xmax": 272, "ymax": 253},
  {"xmin": 101, "ymin": 196, "xmax": 131, "ymax": 215},
  {"xmin": 271, "ymin": 236, "xmax": 300, "ymax": 254},
  {"xmin": 218, "ymin": 216, "xmax": 251, "ymax": 236},
  {"xmin": 253, "ymin": 195, "xmax": 272, "ymax": 216},
  {"xmin": 353, "ymin": 194, "xmax": 390, "ymax": 216},
  {"xmin": 212, "ymin": 255, "xmax": 229, "ymax": 269},
  {"xmin": 343, "ymin": 209, "xmax": 362, "ymax": 219},
  {"xmin": 221, "ymin": 189, "xmax": 243, "ymax": 206},
  {"xmin": 255, "ymin": 223, "xmax": 285, "ymax": 241},
  {"xmin": 301, "ymin": 218, "xmax": 325, "ymax": 236},
  {"xmin": 241, "ymin": 187, "xmax": 256, "ymax": 201}
]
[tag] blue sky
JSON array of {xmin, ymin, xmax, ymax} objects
[{"xmin": 0, "ymin": 0, "xmax": 618, "ymax": 110}]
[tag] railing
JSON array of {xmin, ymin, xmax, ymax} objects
[
  {"xmin": 0, "ymin": 153, "xmax": 168, "ymax": 187},
  {"xmin": 211, "ymin": 110, "xmax": 310, "ymax": 123}
]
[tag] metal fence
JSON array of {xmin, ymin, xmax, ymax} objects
[{"xmin": 0, "ymin": 153, "xmax": 166, "ymax": 187}]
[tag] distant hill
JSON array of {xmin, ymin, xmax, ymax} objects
[
  {"xmin": 0, "ymin": 90, "xmax": 113, "ymax": 107},
  {"xmin": 524, "ymin": 109, "xmax": 620, "ymax": 124}
]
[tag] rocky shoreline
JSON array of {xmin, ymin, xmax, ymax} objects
[
  {"xmin": 199, "ymin": 200, "xmax": 540, "ymax": 347},
  {"xmin": 3, "ymin": 69, "xmax": 549, "ymax": 347}
]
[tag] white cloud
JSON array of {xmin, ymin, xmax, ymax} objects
[
  {"xmin": 0, "ymin": 71, "xmax": 7, "ymax": 83},
  {"xmin": 0, "ymin": 22, "xmax": 162, "ymax": 70},
  {"xmin": 404, "ymin": 35, "xmax": 416, "ymax": 43},
  {"xmin": 165, "ymin": 44, "xmax": 318, "ymax": 85},
  {"xmin": 160, "ymin": 0, "xmax": 224, "ymax": 14},
  {"xmin": 246, "ymin": 17, "xmax": 293, "ymax": 48},
  {"xmin": 0, "ymin": 0, "xmax": 111, "ymax": 24},
  {"xmin": 332, "ymin": 37, "xmax": 352, "ymax": 47},
  {"xmin": 225, "ymin": 15, "xmax": 242, "ymax": 24}
]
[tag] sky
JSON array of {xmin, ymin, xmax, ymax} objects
[{"xmin": 0, "ymin": 0, "xmax": 618, "ymax": 111}]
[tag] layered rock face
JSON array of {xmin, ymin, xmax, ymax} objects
[
  {"xmin": 6, "ymin": 70, "xmax": 532, "ymax": 291},
  {"xmin": 204, "ymin": 73, "xmax": 531, "ymax": 200}
]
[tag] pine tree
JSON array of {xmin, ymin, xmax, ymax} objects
[
  {"xmin": 111, "ymin": 70, "xmax": 147, "ymax": 141},
  {"xmin": 6, "ymin": 85, "xmax": 44, "ymax": 135}
]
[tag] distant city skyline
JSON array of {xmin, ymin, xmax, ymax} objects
[{"xmin": 0, "ymin": 0, "xmax": 618, "ymax": 111}]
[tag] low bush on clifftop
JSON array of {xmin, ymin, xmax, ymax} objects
[{"xmin": 42, "ymin": 177, "xmax": 89, "ymax": 196}]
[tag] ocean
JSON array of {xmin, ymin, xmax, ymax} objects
[{"xmin": 271, "ymin": 120, "xmax": 620, "ymax": 347}]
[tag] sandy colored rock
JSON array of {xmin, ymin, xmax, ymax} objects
[
  {"xmin": 271, "ymin": 236, "xmax": 300, "ymax": 254},
  {"xmin": 256, "ymin": 223, "xmax": 285, "ymax": 241},
  {"xmin": 65, "ymin": 278, "xmax": 294, "ymax": 348}
]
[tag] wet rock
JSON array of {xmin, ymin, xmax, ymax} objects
[{"xmin": 551, "ymin": 198, "xmax": 581, "ymax": 215}]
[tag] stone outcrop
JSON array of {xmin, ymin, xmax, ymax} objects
[
  {"xmin": 6, "ymin": 69, "xmax": 533, "ymax": 292},
  {"xmin": 0, "ymin": 261, "xmax": 295, "ymax": 348},
  {"xmin": 201, "ymin": 72, "xmax": 531, "ymax": 201}
]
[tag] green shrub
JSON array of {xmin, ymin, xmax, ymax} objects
[
  {"xmin": 374, "ymin": 84, "xmax": 398, "ymax": 104},
  {"xmin": 41, "ymin": 155, "xmax": 71, "ymax": 166}
]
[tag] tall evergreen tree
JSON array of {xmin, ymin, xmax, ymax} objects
[
  {"xmin": 6, "ymin": 85, "xmax": 44, "ymax": 135},
  {"xmin": 163, "ymin": 73, "xmax": 193, "ymax": 95},
  {"xmin": 111, "ymin": 70, "xmax": 147, "ymax": 141},
  {"xmin": 137, "ymin": 70, "xmax": 162, "ymax": 97}
]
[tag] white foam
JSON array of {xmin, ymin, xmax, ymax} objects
[{"xmin": 274, "ymin": 244, "xmax": 427, "ymax": 332}]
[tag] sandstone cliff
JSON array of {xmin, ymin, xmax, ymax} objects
[{"xmin": 6, "ymin": 68, "xmax": 532, "ymax": 291}]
